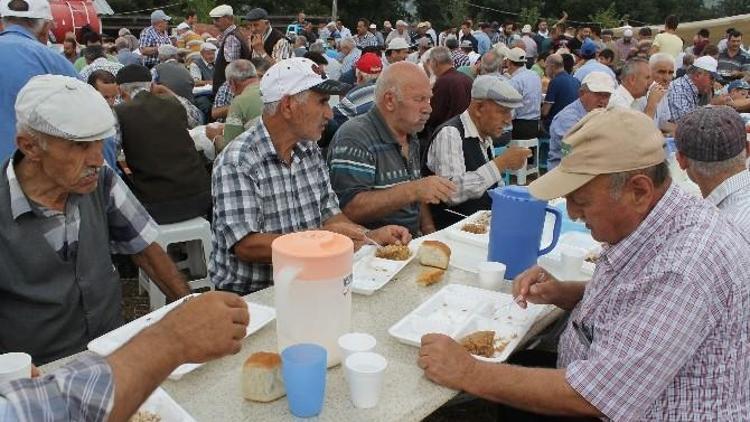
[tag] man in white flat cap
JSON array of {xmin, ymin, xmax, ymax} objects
[
  {"xmin": 0, "ymin": 75, "xmax": 191, "ymax": 365},
  {"xmin": 139, "ymin": 9, "xmax": 173, "ymax": 68},
  {"xmin": 189, "ymin": 42, "xmax": 217, "ymax": 86},
  {"xmin": 0, "ymin": 0, "xmax": 78, "ymax": 162},
  {"xmin": 209, "ymin": 4, "xmax": 251, "ymax": 96}
]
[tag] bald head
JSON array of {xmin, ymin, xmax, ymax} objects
[{"xmin": 374, "ymin": 61, "xmax": 432, "ymax": 137}]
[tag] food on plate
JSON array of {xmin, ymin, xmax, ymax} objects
[
  {"xmin": 375, "ymin": 244, "xmax": 411, "ymax": 261},
  {"xmin": 418, "ymin": 240, "xmax": 451, "ymax": 269},
  {"xmin": 417, "ymin": 267, "xmax": 445, "ymax": 286},
  {"xmin": 584, "ymin": 252, "xmax": 600, "ymax": 263},
  {"xmin": 459, "ymin": 330, "xmax": 496, "ymax": 358},
  {"xmin": 129, "ymin": 411, "xmax": 161, "ymax": 422},
  {"xmin": 461, "ymin": 223, "xmax": 487, "ymax": 234},
  {"xmin": 242, "ymin": 352, "xmax": 286, "ymax": 402}
]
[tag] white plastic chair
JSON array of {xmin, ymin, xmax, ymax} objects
[
  {"xmin": 138, "ymin": 217, "xmax": 214, "ymax": 310},
  {"xmin": 506, "ymin": 138, "xmax": 540, "ymax": 185}
]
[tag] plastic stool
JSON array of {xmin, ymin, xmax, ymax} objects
[{"xmin": 138, "ymin": 217, "xmax": 214, "ymax": 310}]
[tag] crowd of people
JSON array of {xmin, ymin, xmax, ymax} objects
[{"xmin": 0, "ymin": 0, "xmax": 749, "ymax": 419}]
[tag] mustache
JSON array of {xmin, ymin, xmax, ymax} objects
[{"xmin": 81, "ymin": 167, "xmax": 100, "ymax": 178}]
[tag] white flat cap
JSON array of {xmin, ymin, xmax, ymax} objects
[
  {"xmin": 200, "ymin": 42, "xmax": 218, "ymax": 51},
  {"xmin": 387, "ymin": 37, "xmax": 410, "ymax": 51},
  {"xmin": 158, "ymin": 44, "xmax": 179, "ymax": 56},
  {"xmin": 209, "ymin": 4, "xmax": 233, "ymax": 18},
  {"xmin": 16, "ymin": 75, "xmax": 115, "ymax": 142},
  {"xmin": 581, "ymin": 72, "xmax": 616, "ymax": 94},
  {"xmin": 1, "ymin": 0, "xmax": 52, "ymax": 20},
  {"xmin": 177, "ymin": 22, "xmax": 191, "ymax": 30}
]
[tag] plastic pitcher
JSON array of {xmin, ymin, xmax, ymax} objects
[
  {"xmin": 272, "ymin": 231, "xmax": 353, "ymax": 367},
  {"xmin": 487, "ymin": 186, "xmax": 562, "ymax": 279}
]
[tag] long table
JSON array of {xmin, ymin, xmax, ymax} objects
[{"xmin": 43, "ymin": 231, "xmax": 563, "ymax": 421}]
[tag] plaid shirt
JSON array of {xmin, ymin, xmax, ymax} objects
[
  {"xmin": 0, "ymin": 353, "xmax": 113, "ymax": 421},
  {"xmin": 340, "ymin": 48, "xmax": 362, "ymax": 75},
  {"xmin": 666, "ymin": 74, "xmax": 700, "ymax": 122},
  {"xmin": 7, "ymin": 156, "xmax": 158, "ymax": 261},
  {"xmin": 78, "ymin": 57, "xmax": 124, "ymax": 81},
  {"xmin": 706, "ymin": 170, "xmax": 750, "ymax": 232},
  {"xmin": 210, "ymin": 117, "xmax": 340, "ymax": 294},
  {"xmin": 219, "ymin": 25, "xmax": 241, "ymax": 63},
  {"xmin": 138, "ymin": 25, "xmax": 172, "ymax": 67},
  {"xmin": 558, "ymin": 184, "xmax": 750, "ymax": 420},
  {"xmin": 354, "ymin": 32, "xmax": 378, "ymax": 49},
  {"xmin": 213, "ymin": 82, "xmax": 234, "ymax": 109},
  {"xmin": 450, "ymin": 49, "xmax": 470, "ymax": 68}
]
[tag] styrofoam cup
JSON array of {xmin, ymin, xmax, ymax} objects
[
  {"xmin": 344, "ymin": 352, "xmax": 387, "ymax": 409},
  {"xmin": 560, "ymin": 247, "xmax": 587, "ymax": 279},
  {"xmin": 478, "ymin": 261, "xmax": 506, "ymax": 291},
  {"xmin": 0, "ymin": 353, "xmax": 32, "ymax": 384},
  {"xmin": 338, "ymin": 333, "xmax": 377, "ymax": 361}
]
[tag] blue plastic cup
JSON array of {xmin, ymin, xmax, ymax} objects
[{"xmin": 281, "ymin": 343, "xmax": 327, "ymax": 418}]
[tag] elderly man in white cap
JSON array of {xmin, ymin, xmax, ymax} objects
[
  {"xmin": 419, "ymin": 107, "xmax": 750, "ymax": 421},
  {"xmin": 0, "ymin": 75, "xmax": 191, "ymax": 365},
  {"xmin": 210, "ymin": 57, "xmax": 410, "ymax": 295},
  {"xmin": 383, "ymin": 37, "xmax": 410, "ymax": 67},
  {"xmin": 0, "ymin": 0, "xmax": 78, "ymax": 162},
  {"xmin": 548, "ymin": 71, "xmax": 615, "ymax": 169},
  {"xmin": 209, "ymin": 4, "xmax": 251, "ymax": 96},
  {"xmin": 386, "ymin": 19, "xmax": 410, "ymax": 44},
  {"xmin": 667, "ymin": 56, "xmax": 730, "ymax": 123},
  {"xmin": 175, "ymin": 21, "xmax": 202, "ymax": 52},
  {"xmin": 189, "ymin": 42, "xmax": 217, "ymax": 86},
  {"xmin": 139, "ymin": 9, "xmax": 173, "ymax": 68},
  {"xmin": 425, "ymin": 75, "xmax": 531, "ymax": 229}
]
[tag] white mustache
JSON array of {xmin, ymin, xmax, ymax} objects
[{"xmin": 81, "ymin": 167, "xmax": 100, "ymax": 178}]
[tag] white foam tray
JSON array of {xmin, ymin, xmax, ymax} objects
[
  {"xmin": 134, "ymin": 387, "xmax": 195, "ymax": 421},
  {"xmin": 388, "ymin": 284, "xmax": 550, "ymax": 362},
  {"xmin": 88, "ymin": 293, "xmax": 275, "ymax": 380},
  {"xmin": 351, "ymin": 242, "xmax": 419, "ymax": 295}
]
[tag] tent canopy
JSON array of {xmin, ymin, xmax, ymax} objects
[
  {"xmin": 92, "ymin": 0, "xmax": 114, "ymax": 15},
  {"xmin": 610, "ymin": 13, "xmax": 750, "ymax": 44}
]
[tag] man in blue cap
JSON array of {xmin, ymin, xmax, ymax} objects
[
  {"xmin": 573, "ymin": 39, "xmax": 616, "ymax": 83},
  {"xmin": 139, "ymin": 9, "xmax": 173, "ymax": 68}
]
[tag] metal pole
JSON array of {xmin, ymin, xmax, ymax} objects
[{"xmin": 332, "ymin": 0, "xmax": 337, "ymax": 20}]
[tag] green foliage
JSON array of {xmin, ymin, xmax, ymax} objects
[
  {"xmin": 518, "ymin": 6, "xmax": 540, "ymax": 26},
  {"xmin": 588, "ymin": 4, "xmax": 620, "ymax": 29}
]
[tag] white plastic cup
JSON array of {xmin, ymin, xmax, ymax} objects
[
  {"xmin": 478, "ymin": 261, "xmax": 506, "ymax": 291},
  {"xmin": 344, "ymin": 352, "xmax": 387, "ymax": 409},
  {"xmin": 337, "ymin": 332, "xmax": 377, "ymax": 361},
  {"xmin": 560, "ymin": 247, "xmax": 587, "ymax": 279},
  {"xmin": 0, "ymin": 353, "xmax": 32, "ymax": 384}
]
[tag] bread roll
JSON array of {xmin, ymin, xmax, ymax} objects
[
  {"xmin": 242, "ymin": 352, "xmax": 286, "ymax": 402},
  {"xmin": 418, "ymin": 240, "xmax": 451, "ymax": 269},
  {"xmin": 417, "ymin": 267, "xmax": 445, "ymax": 286}
]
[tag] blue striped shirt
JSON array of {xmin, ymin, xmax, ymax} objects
[
  {"xmin": 548, "ymin": 99, "xmax": 588, "ymax": 169},
  {"xmin": 509, "ymin": 66, "xmax": 543, "ymax": 120}
]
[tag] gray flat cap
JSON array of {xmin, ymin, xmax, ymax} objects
[
  {"xmin": 158, "ymin": 44, "xmax": 179, "ymax": 56},
  {"xmin": 244, "ymin": 8, "xmax": 269, "ymax": 21},
  {"xmin": 675, "ymin": 105, "xmax": 747, "ymax": 162},
  {"xmin": 471, "ymin": 75, "xmax": 522, "ymax": 108}
]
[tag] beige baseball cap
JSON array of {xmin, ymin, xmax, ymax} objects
[
  {"xmin": 581, "ymin": 71, "xmax": 616, "ymax": 94},
  {"xmin": 529, "ymin": 107, "xmax": 666, "ymax": 200}
]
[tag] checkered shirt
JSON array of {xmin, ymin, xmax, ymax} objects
[
  {"xmin": 138, "ymin": 25, "xmax": 173, "ymax": 67},
  {"xmin": 219, "ymin": 25, "xmax": 241, "ymax": 63},
  {"xmin": 78, "ymin": 57, "xmax": 124, "ymax": 81},
  {"xmin": 7, "ymin": 156, "xmax": 158, "ymax": 261},
  {"xmin": 706, "ymin": 170, "xmax": 750, "ymax": 232},
  {"xmin": 340, "ymin": 47, "xmax": 362, "ymax": 74},
  {"xmin": 354, "ymin": 32, "xmax": 379, "ymax": 49},
  {"xmin": 210, "ymin": 117, "xmax": 341, "ymax": 294},
  {"xmin": 450, "ymin": 49, "xmax": 470, "ymax": 68},
  {"xmin": 213, "ymin": 82, "xmax": 234, "ymax": 109},
  {"xmin": 666, "ymin": 74, "xmax": 701, "ymax": 123},
  {"xmin": 0, "ymin": 352, "xmax": 113, "ymax": 421},
  {"xmin": 557, "ymin": 184, "xmax": 750, "ymax": 421}
]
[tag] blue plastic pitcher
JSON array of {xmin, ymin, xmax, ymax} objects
[{"xmin": 487, "ymin": 186, "xmax": 562, "ymax": 279}]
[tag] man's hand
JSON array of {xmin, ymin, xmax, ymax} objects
[
  {"xmin": 324, "ymin": 222, "xmax": 367, "ymax": 243},
  {"xmin": 154, "ymin": 292, "xmax": 250, "ymax": 364},
  {"xmin": 512, "ymin": 266, "xmax": 583, "ymax": 310},
  {"xmin": 151, "ymin": 83, "xmax": 176, "ymax": 97},
  {"xmin": 368, "ymin": 225, "xmax": 412, "ymax": 246},
  {"xmin": 412, "ymin": 176, "xmax": 457, "ymax": 204},
  {"xmin": 647, "ymin": 83, "xmax": 667, "ymax": 107},
  {"xmin": 250, "ymin": 34, "xmax": 265, "ymax": 54},
  {"xmin": 493, "ymin": 146, "xmax": 531, "ymax": 172},
  {"xmin": 418, "ymin": 334, "xmax": 477, "ymax": 390},
  {"xmin": 205, "ymin": 122, "xmax": 224, "ymax": 141}
]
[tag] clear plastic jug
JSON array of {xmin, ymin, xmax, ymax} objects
[{"xmin": 272, "ymin": 231, "xmax": 353, "ymax": 367}]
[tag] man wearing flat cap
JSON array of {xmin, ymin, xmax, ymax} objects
[
  {"xmin": 244, "ymin": 8, "xmax": 292, "ymax": 64},
  {"xmin": 139, "ymin": 9, "xmax": 174, "ymax": 68},
  {"xmin": 418, "ymin": 107, "xmax": 750, "ymax": 420},
  {"xmin": 675, "ymin": 106, "xmax": 750, "ymax": 231},
  {"xmin": 425, "ymin": 75, "xmax": 531, "ymax": 229},
  {"xmin": 209, "ymin": 4, "xmax": 251, "ymax": 96},
  {"xmin": 211, "ymin": 58, "xmax": 410, "ymax": 294},
  {"xmin": 0, "ymin": 75, "xmax": 191, "ymax": 364}
]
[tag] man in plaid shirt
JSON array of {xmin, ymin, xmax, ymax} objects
[
  {"xmin": 138, "ymin": 10, "xmax": 173, "ymax": 68},
  {"xmin": 210, "ymin": 58, "xmax": 411, "ymax": 295},
  {"xmin": 0, "ymin": 292, "xmax": 248, "ymax": 421},
  {"xmin": 417, "ymin": 108, "xmax": 750, "ymax": 420}
]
